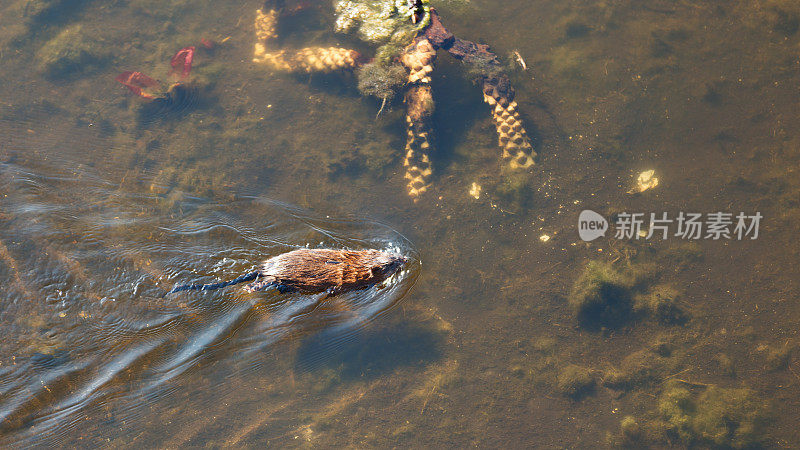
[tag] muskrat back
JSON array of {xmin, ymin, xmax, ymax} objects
[
  {"xmin": 167, "ymin": 248, "xmax": 406, "ymax": 295},
  {"xmin": 248, "ymin": 248, "xmax": 406, "ymax": 293}
]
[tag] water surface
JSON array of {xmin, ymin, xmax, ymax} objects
[{"xmin": 1, "ymin": 0, "xmax": 800, "ymax": 447}]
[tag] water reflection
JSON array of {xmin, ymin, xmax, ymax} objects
[{"xmin": 0, "ymin": 153, "xmax": 419, "ymax": 446}]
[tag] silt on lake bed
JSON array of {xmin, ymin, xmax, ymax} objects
[{"xmin": 1, "ymin": 0, "xmax": 800, "ymax": 447}]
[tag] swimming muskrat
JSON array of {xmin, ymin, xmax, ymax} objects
[{"xmin": 166, "ymin": 248, "xmax": 406, "ymax": 295}]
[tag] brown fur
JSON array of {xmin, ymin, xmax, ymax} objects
[{"xmin": 245, "ymin": 249, "xmax": 406, "ymax": 294}]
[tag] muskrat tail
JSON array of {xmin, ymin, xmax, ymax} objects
[{"xmin": 164, "ymin": 271, "xmax": 260, "ymax": 296}]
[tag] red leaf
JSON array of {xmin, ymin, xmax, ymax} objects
[
  {"xmin": 115, "ymin": 71, "xmax": 159, "ymax": 99},
  {"xmin": 200, "ymin": 38, "xmax": 215, "ymax": 50},
  {"xmin": 170, "ymin": 46, "xmax": 195, "ymax": 79}
]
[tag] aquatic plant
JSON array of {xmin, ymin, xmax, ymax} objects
[
  {"xmin": 23, "ymin": 0, "xmax": 85, "ymax": 24},
  {"xmin": 602, "ymin": 348, "xmax": 674, "ymax": 390},
  {"xmin": 613, "ymin": 414, "xmax": 670, "ymax": 448},
  {"xmin": 633, "ymin": 285, "xmax": 688, "ymax": 325},
  {"xmin": 493, "ymin": 172, "xmax": 536, "ymax": 209},
  {"xmin": 334, "ymin": 0, "xmax": 431, "ymax": 64},
  {"xmin": 556, "ymin": 364, "xmax": 596, "ymax": 399},
  {"xmin": 569, "ymin": 261, "xmax": 634, "ymax": 329},
  {"xmin": 356, "ymin": 61, "xmax": 408, "ymax": 101},
  {"xmin": 36, "ymin": 24, "xmax": 109, "ymax": 78},
  {"xmin": 570, "ymin": 250, "xmax": 692, "ymax": 329},
  {"xmin": 251, "ymin": 0, "xmax": 535, "ymax": 199},
  {"xmin": 618, "ymin": 415, "xmax": 642, "ymax": 444},
  {"xmin": 658, "ymin": 380, "xmax": 770, "ymax": 448}
]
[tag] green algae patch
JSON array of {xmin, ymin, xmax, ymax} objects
[
  {"xmin": 22, "ymin": 0, "xmax": 87, "ymax": 25},
  {"xmin": 570, "ymin": 250, "xmax": 691, "ymax": 330},
  {"xmin": 493, "ymin": 171, "xmax": 537, "ymax": 210},
  {"xmin": 602, "ymin": 347, "xmax": 676, "ymax": 390},
  {"xmin": 335, "ymin": 0, "xmax": 430, "ymax": 67},
  {"xmin": 612, "ymin": 414, "xmax": 669, "ymax": 447},
  {"xmin": 335, "ymin": 0, "xmax": 433, "ymax": 100},
  {"xmin": 22, "ymin": 0, "xmax": 62, "ymax": 18},
  {"xmin": 36, "ymin": 24, "xmax": 110, "ymax": 78},
  {"xmin": 619, "ymin": 415, "xmax": 641, "ymax": 441},
  {"xmin": 192, "ymin": 61, "xmax": 227, "ymax": 88},
  {"xmin": 356, "ymin": 61, "xmax": 408, "ymax": 101},
  {"xmin": 556, "ymin": 364, "xmax": 596, "ymax": 399},
  {"xmin": 569, "ymin": 261, "xmax": 634, "ymax": 329},
  {"xmin": 334, "ymin": 0, "xmax": 429, "ymax": 47},
  {"xmin": 659, "ymin": 380, "xmax": 770, "ymax": 448},
  {"xmin": 633, "ymin": 284, "xmax": 688, "ymax": 325},
  {"xmin": 612, "ymin": 381, "xmax": 771, "ymax": 448}
]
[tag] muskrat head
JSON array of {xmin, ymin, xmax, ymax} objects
[{"xmin": 369, "ymin": 251, "xmax": 407, "ymax": 281}]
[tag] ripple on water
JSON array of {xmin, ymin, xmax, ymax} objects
[{"xmin": 0, "ymin": 155, "xmax": 420, "ymax": 446}]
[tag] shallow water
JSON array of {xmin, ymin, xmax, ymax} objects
[
  {"xmin": 0, "ymin": 151, "xmax": 418, "ymax": 446},
  {"xmin": 2, "ymin": 0, "xmax": 800, "ymax": 447}
]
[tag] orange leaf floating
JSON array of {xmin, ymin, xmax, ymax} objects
[
  {"xmin": 170, "ymin": 46, "xmax": 195, "ymax": 79},
  {"xmin": 115, "ymin": 71, "xmax": 160, "ymax": 99}
]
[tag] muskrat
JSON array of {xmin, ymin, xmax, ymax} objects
[{"xmin": 166, "ymin": 248, "xmax": 406, "ymax": 296}]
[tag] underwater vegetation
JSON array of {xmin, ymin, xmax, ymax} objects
[
  {"xmin": 505, "ymin": 244, "xmax": 702, "ymax": 406},
  {"xmin": 569, "ymin": 245, "xmax": 694, "ymax": 330},
  {"xmin": 355, "ymin": 61, "xmax": 408, "ymax": 102},
  {"xmin": 569, "ymin": 260, "xmax": 635, "ymax": 329},
  {"xmin": 22, "ymin": 0, "xmax": 88, "ymax": 25},
  {"xmin": 601, "ymin": 347, "xmax": 678, "ymax": 391},
  {"xmin": 633, "ymin": 284, "xmax": 689, "ymax": 326},
  {"xmin": 36, "ymin": 24, "xmax": 109, "ymax": 78},
  {"xmin": 555, "ymin": 364, "xmax": 596, "ymax": 399},
  {"xmin": 334, "ymin": 0, "xmax": 430, "ymax": 64},
  {"xmin": 251, "ymin": 0, "xmax": 536, "ymax": 199},
  {"xmin": 4, "ymin": 0, "xmax": 800, "ymax": 445},
  {"xmin": 562, "ymin": 242, "xmax": 775, "ymax": 448},
  {"xmin": 625, "ymin": 380, "xmax": 772, "ymax": 448},
  {"xmin": 491, "ymin": 172, "xmax": 538, "ymax": 210}
]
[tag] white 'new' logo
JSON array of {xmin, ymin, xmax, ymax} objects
[{"xmin": 578, "ymin": 210, "xmax": 608, "ymax": 242}]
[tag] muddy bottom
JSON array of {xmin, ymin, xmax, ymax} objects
[{"xmin": 1, "ymin": 0, "xmax": 799, "ymax": 447}]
